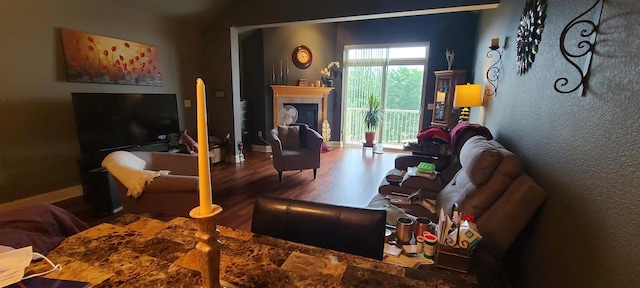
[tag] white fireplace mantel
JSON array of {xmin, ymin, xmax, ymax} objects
[{"xmin": 271, "ymin": 85, "xmax": 334, "ymax": 130}]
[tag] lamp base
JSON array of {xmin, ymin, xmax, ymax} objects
[{"xmin": 458, "ymin": 107, "xmax": 470, "ymax": 123}]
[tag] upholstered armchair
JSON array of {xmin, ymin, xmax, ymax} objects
[
  {"xmin": 102, "ymin": 151, "xmax": 200, "ymax": 217},
  {"xmin": 269, "ymin": 125, "xmax": 323, "ymax": 181}
]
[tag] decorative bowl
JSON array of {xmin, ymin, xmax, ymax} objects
[{"xmin": 386, "ymin": 174, "xmax": 403, "ymax": 185}]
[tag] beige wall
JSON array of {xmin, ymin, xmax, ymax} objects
[
  {"xmin": 0, "ymin": 0, "xmax": 201, "ymax": 203},
  {"xmin": 471, "ymin": 0, "xmax": 640, "ymax": 286}
]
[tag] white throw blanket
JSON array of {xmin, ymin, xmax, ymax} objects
[{"xmin": 102, "ymin": 151, "xmax": 170, "ymax": 198}]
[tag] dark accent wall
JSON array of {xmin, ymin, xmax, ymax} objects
[
  {"xmin": 204, "ymin": 0, "xmax": 499, "ymax": 151},
  {"xmin": 471, "ymin": 0, "xmax": 640, "ymax": 286},
  {"xmin": 240, "ymin": 24, "xmax": 337, "ymax": 146},
  {"xmin": 241, "ymin": 13, "xmax": 478, "ymax": 145},
  {"xmin": 240, "ymin": 30, "xmax": 265, "ymax": 148},
  {"xmin": 335, "ymin": 13, "xmax": 479, "ymax": 137}
]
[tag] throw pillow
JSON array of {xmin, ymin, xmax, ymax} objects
[
  {"xmin": 181, "ymin": 130, "xmax": 198, "ymax": 153},
  {"xmin": 290, "ymin": 123, "xmax": 309, "ymax": 148},
  {"xmin": 449, "ymin": 123, "xmax": 493, "ymax": 152},
  {"xmin": 277, "ymin": 125, "xmax": 300, "ymax": 150},
  {"xmin": 459, "ymin": 136, "xmax": 502, "ymax": 186}
]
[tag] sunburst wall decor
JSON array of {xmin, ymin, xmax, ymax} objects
[{"xmin": 516, "ymin": 0, "xmax": 547, "ymax": 75}]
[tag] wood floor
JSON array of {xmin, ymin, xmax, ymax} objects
[{"xmin": 56, "ymin": 147, "xmax": 409, "ymax": 231}]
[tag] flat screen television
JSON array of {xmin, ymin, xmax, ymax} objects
[{"xmin": 72, "ymin": 93, "xmax": 180, "ymax": 157}]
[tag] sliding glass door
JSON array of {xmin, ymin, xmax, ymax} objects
[{"xmin": 342, "ymin": 43, "xmax": 429, "ymax": 147}]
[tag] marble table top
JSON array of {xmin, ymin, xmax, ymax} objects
[{"xmin": 27, "ymin": 213, "xmax": 477, "ymax": 287}]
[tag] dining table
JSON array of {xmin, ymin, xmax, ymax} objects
[{"xmin": 25, "ymin": 213, "xmax": 477, "ymax": 287}]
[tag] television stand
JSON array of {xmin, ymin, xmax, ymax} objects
[
  {"xmin": 120, "ymin": 142, "xmax": 169, "ymax": 153},
  {"xmin": 85, "ymin": 168, "xmax": 122, "ymax": 216}
]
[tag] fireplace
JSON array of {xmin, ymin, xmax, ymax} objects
[
  {"xmin": 271, "ymin": 86, "xmax": 334, "ymax": 138},
  {"xmin": 284, "ymin": 103, "xmax": 318, "ymax": 131}
]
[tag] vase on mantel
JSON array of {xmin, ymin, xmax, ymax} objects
[{"xmin": 326, "ymin": 79, "xmax": 333, "ymax": 87}]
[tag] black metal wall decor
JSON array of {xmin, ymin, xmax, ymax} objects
[
  {"xmin": 516, "ymin": 0, "xmax": 547, "ymax": 75},
  {"xmin": 485, "ymin": 42, "xmax": 503, "ymax": 97},
  {"xmin": 554, "ymin": 0, "xmax": 604, "ymax": 96}
]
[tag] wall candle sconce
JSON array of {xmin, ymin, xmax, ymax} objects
[{"xmin": 485, "ymin": 38, "xmax": 503, "ymax": 97}]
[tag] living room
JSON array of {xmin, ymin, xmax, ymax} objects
[{"xmin": 1, "ymin": 0, "xmax": 638, "ymax": 287}]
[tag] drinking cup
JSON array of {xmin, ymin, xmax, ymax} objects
[
  {"xmin": 415, "ymin": 217, "xmax": 433, "ymax": 239},
  {"xmin": 423, "ymin": 233, "xmax": 437, "ymax": 259},
  {"xmin": 396, "ymin": 217, "xmax": 414, "ymax": 244}
]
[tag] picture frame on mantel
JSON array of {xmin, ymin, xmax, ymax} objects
[{"xmin": 60, "ymin": 28, "xmax": 163, "ymax": 86}]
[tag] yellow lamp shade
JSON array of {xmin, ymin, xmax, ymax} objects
[{"xmin": 454, "ymin": 83, "xmax": 483, "ymax": 107}]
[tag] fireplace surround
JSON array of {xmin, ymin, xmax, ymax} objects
[{"xmin": 271, "ymin": 85, "xmax": 334, "ymax": 135}]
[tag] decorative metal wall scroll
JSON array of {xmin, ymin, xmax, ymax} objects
[
  {"xmin": 516, "ymin": 0, "xmax": 547, "ymax": 75},
  {"xmin": 554, "ymin": 0, "xmax": 604, "ymax": 96},
  {"xmin": 485, "ymin": 45, "xmax": 503, "ymax": 97}
]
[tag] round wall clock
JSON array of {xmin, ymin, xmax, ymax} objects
[
  {"xmin": 516, "ymin": 0, "xmax": 547, "ymax": 75},
  {"xmin": 292, "ymin": 45, "xmax": 312, "ymax": 69}
]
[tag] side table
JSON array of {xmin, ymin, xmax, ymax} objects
[{"xmin": 363, "ymin": 142, "xmax": 375, "ymax": 153}]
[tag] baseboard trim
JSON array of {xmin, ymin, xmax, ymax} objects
[
  {"xmin": 0, "ymin": 185, "xmax": 84, "ymax": 212},
  {"xmin": 252, "ymin": 143, "xmax": 342, "ymax": 151},
  {"xmin": 251, "ymin": 144, "xmax": 271, "ymax": 153},
  {"xmin": 227, "ymin": 153, "xmax": 246, "ymax": 163}
]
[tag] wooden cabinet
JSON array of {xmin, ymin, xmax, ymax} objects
[{"xmin": 431, "ymin": 70, "xmax": 466, "ymax": 129}]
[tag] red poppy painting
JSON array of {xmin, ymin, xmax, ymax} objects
[{"xmin": 60, "ymin": 29, "xmax": 162, "ymax": 86}]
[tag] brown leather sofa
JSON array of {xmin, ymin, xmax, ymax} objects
[
  {"xmin": 438, "ymin": 136, "xmax": 547, "ymax": 284},
  {"xmin": 251, "ymin": 194, "xmax": 387, "ymax": 260},
  {"xmin": 369, "ymin": 135, "xmax": 548, "ymax": 287},
  {"xmin": 104, "ymin": 151, "xmax": 200, "ymax": 217},
  {"xmin": 269, "ymin": 125, "xmax": 323, "ymax": 181}
]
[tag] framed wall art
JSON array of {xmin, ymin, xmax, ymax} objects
[{"xmin": 60, "ymin": 28, "xmax": 162, "ymax": 86}]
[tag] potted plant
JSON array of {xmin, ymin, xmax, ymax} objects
[{"xmin": 363, "ymin": 95, "xmax": 382, "ymax": 144}]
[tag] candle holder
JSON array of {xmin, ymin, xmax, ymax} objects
[
  {"xmin": 189, "ymin": 205, "xmax": 224, "ymax": 288},
  {"xmin": 484, "ymin": 45, "xmax": 502, "ymax": 97}
]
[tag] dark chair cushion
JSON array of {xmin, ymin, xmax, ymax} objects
[
  {"xmin": 251, "ymin": 195, "xmax": 386, "ymax": 260},
  {"xmin": 290, "ymin": 123, "xmax": 309, "ymax": 148}
]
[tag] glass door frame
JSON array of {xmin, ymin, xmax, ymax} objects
[{"xmin": 340, "ymin": 42, "xmax": 430, "ymax": 148}]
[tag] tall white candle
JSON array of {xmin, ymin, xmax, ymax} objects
[{"xmin": 196, "ymin": 78, "xmax": 212, "ymax": 215}]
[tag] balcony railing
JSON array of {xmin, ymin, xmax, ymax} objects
[{"xmin": 344, "ymin": 108, "xmax": 420, "ymax": 145}]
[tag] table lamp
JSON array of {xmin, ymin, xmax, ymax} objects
[{"xmin": 453, "ymin": 83, "xmax": 483, "ymax": 122}]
